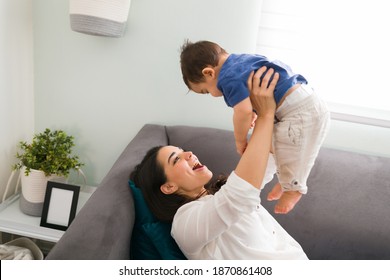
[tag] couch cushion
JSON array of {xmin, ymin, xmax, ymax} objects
[
  {"xmin": 260, "ymin": 147, "xmax": 390, "ymax": 260},
  {"xmin": 129, "ymin": 180, "xmax": 186, "ymax": 260}
]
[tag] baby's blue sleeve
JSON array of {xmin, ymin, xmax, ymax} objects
[{"xmin": 221, "ymin": 79, "xmax": 249, "ymax": 108}]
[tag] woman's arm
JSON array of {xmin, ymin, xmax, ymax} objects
[{"xmin": 235, "ymin": 67, "xmax": 279, "ymax": 189}]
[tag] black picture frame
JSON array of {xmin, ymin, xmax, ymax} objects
[{"xmin": 40, "ymin": 181, "xmax": 80, "ymax": 231}]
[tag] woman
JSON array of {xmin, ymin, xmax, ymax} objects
[{"xmin": 130, "ymin": 67, "xmax": 308, "ymax": 260}]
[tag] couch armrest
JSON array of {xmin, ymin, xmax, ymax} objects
[{"xmin": 46, "ymin": 124, "xmax": 168, "ymax": 259}]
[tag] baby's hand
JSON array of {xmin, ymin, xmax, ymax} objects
[{"xmin": 236, "ymin": 141, "xmax": 247, "ymax": 156}]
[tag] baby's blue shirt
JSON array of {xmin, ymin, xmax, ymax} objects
[{"xmin": 217, "ymin": 54, "xmax": 307, "ymax": 107}]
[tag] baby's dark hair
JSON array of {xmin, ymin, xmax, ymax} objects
[
  {"xmin": 180, "ymin": 39, "xmax": 227, "ymax": 89},
  {"xmin": 130, "ymin": 146, "xmax": 227, "ymax": 222}
]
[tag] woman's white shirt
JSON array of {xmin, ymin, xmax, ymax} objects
[{"xmin": 171, "ymin": 170, "xmax": 308, "ymax": 260}]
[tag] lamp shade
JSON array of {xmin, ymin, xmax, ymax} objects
[{"xmin": 69, "ymin": 0, "xmax": 132, "ymax": 37}]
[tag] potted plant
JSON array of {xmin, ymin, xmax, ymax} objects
[{"xmin": 13, "ymin": 128, "xmax": 84, "ymax": 216}]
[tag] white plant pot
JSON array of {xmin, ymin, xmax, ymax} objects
[{"xmin": 20, "ymin": 167, "xmax": 66, "ymax": 217}]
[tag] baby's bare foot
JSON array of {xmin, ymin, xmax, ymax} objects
[
  {"xmin": 267, "ymin": 182, "xmax": 283, "ymax": 201},
  {"xmin": 274, "ymin": 191, "xmax": 302, "ymax": 214}
]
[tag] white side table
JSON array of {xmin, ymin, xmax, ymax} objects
[{"xmin": 0, "ymin": 187, "xmax": 95, "ymax": 243}]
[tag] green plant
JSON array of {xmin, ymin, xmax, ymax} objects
[{"xmin": 13, "ymin": 128, "xmax": 84, "ymax": 177}]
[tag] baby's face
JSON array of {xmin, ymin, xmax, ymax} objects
[{"xmin": 189, "ymin": 80, "xmax": 223, "ymax": 97}]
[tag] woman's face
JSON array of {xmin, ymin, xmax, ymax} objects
[{"xmin": 157, "ymin": 145, "xmax": 213, "ymax": 198}]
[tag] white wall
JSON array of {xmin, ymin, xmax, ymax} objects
[
  {"xmin": 325, "ymin": 120, "xmax": 390, "ymax": 158},
  {"xmin": 0, "ymin": 0, "xmax": 34, "ymax": 200},
  {"xmin": 33, "ymin": 0, "xmax": 263, "ymax": 185},
  {"xmin": 2, "ymin": 0, "xmax": 389, "ymax": 191}
]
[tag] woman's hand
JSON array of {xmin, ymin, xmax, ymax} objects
[
  {"xmin": 235, "ymin": 67, "xmax": 279, "ymax": 189},
  {"xmin": 247, "ymin": 66, "xmax": 278, "ymax": 120}
]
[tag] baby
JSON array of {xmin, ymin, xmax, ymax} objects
[{"xmin": 180, "ymin": 40, "xmax": 330, "ymax": 214}]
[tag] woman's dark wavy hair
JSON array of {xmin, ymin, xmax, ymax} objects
[{"xmin": 129, "ymin": 146, "xmax": 227, "ymax": 223}]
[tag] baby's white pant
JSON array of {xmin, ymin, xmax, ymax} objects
[
  {"xmin": 273, "ymin": 84, "xmax": 330, "ymax": 194},
  {"xmin": 260, "ymin": 153, "xmax": 277, "ymax": 190}
]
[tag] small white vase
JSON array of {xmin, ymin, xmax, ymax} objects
[{"xmin": 20, "ymin": 167, "xmax": 66, "ymax": 216}]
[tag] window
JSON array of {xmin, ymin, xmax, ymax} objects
[{"xmin": 256, "ymin": 0, "xmax": 390, "ymax": 127}]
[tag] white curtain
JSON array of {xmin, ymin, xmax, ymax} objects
[{"xmin": 256, "ymin": 0, "xmax": 390, "ymax": 127}]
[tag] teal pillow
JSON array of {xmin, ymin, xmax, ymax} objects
[{"xmin": 129, "ymin": 180, "xmax": 186, "ymax": 260}]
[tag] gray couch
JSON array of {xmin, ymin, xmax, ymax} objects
[{"xmin": 46, "ymin": 124, "xmax": 390, "ymax": 260}]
